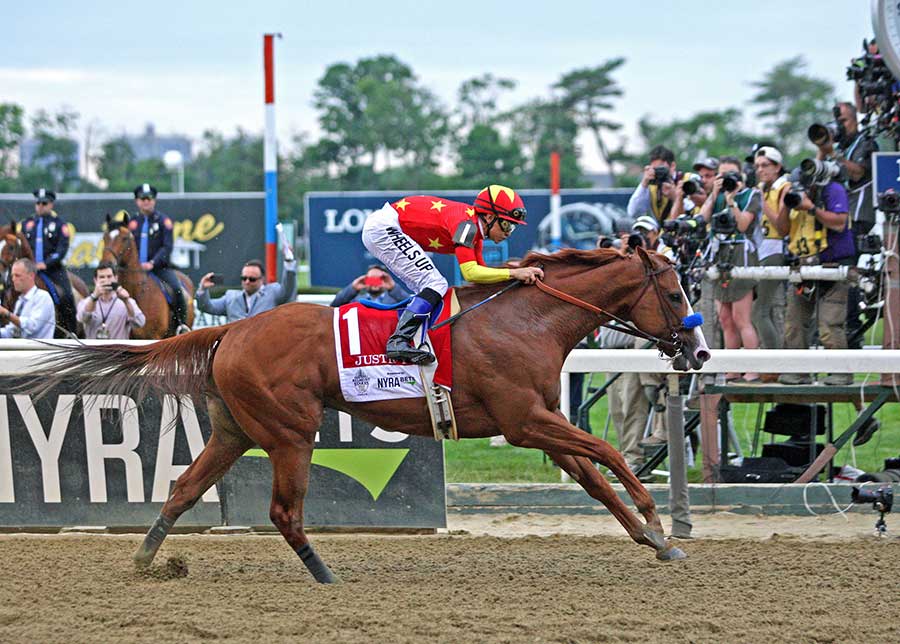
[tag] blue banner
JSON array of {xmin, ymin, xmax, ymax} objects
[
  {"xmin": 873, "ymin": 152, "xmax": 900, "ymax": 196},
  {"xmin": 305, "ymin": 189, "xmax": 633, "ymax": 288}
]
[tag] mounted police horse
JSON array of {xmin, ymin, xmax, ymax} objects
[
  {"xmin": 35, "ymin": 247, "xmax": 709, "ymax": 583},
  {"xmin": 0, "ymin": 221, "xmax": 89, "ymax": 337},
  {"xmin": 101, "ymin": 214, "xmax": 194, "ymax": 339}
]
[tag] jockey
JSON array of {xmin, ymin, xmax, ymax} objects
[
  {"xmin": 22, "ymin": 188, "xmax": 77, "ymax": 334},
  {"xmin": 129, "ymin": 183, "xmax": 190, "ymax": 333},
  {"xmin": 362, "ymin": 184, "xmax": 543, "ymax": 364}
]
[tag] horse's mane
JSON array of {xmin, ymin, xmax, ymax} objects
[{"xmin": 517, "ymin": 247, "xmax": 627, "ymax": 269}]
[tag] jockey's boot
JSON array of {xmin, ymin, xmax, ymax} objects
[
  {"xmin": 172, "ymin": 288, "xmax": 191, "ymax": 334},
  {"xmin": 385, "ymin": 289, "xmax": 442, "ymax": 365},
  {"xmin": 386, "ymin": 310, "xmax": 434, "ymax": 364}
]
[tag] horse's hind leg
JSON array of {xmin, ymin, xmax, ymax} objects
[{"xmin": 134, "ymin": 397, "xmax": 254, "ymax": 568}]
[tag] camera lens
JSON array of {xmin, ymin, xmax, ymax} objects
[
  {"xmin": 722, "ymin": 175, "xmax": 738, "ymax": 192},
  {"xmin": 784, "ymin": 191, "xmax": 804, "ymax": 209},
  {"xmin": 807, "ymin": 123, "xmax": 830, "ymax": 146},
  {"xmin": 682, "ymin": 180, "xmax": 698, "ymax": 196}
]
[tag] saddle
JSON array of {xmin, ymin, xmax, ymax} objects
[{"xmin": 147, "ymin": 272, "xmax": 177, "ymax": 307}]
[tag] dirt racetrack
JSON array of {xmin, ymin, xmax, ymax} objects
[{"xmin": 1, "ymin": 513, "xmax": 898, "ymax": 644}]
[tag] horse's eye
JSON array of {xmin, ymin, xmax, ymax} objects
[{"xmin": 667, "ymin": 292, "xmax": 682, "ymax": 304}]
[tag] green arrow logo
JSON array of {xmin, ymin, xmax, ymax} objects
[{"xmin": 243, "ymin": 448, "xmax": 409, "ymax": 501}]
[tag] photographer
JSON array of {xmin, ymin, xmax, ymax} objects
[
  {"xmin": 769, "ymin": 158, "xmax": 855, "ymax": 385},
  {"xmin": 700, "ymin": 157, "xmax": 762, "ymax": 382},
  {"xmin": 627, "ymin": 145, "xmax": 679, "ymax": 224},
  {"xmin": 812, "ymin": 102, "xmax": 878, "ymax": 235},
  {"xmin": 752, "ymin": 147, "xmax": 790, "ymax": 354},
  {"xmin": 331, "ymin": 265, "xmax": 410, "ymax": 307},
  {"xmin": 77, "ymin": 261, "xmax": 145, "ymax": 339}
]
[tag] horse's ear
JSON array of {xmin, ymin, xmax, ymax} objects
[
  {"xmin": 105, "ymin": 213, "xmax": 112, "ymax": 230},
  {"xmin": 9, "ymin": 218, "xmax": 16, "ymax": 232},
  {"xmin": 122, "ymin": 211, "xmax": 130, "ymax": 225},
  {"xmin": 635, "ymin": 245, "xmax": 654, "ymax": 271}
]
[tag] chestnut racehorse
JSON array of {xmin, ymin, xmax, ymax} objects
[
  {"xmin": 36, "ymin": 247, "xmax": 709, "ymax": 583},
  {"xmin": 0, "ymin": 221, "xmax": 89, "ymax": 337},
  {"xmin": 101, "ymin": 214, "xmax": 194, "ymax": 339}
]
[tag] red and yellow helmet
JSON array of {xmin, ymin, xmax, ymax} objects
[{"xmin": 473, "ymin": 185, "xmax": 527, "ymax": 226}]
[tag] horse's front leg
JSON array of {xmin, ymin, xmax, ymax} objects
[{"xmin": 504, "ymin": 408, "xmax": 685, "ymax": 560}]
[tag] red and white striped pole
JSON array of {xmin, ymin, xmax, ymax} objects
[
  {"xmin": 263, "ymin": 33, "xmax": 280, "ymax": 282},
  {"xmin": 550, "ymin": 151, "xmax": 561, "ymax": 251}
]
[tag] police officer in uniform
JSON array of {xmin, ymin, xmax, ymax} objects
[
  {"xmin": 22, "ymin": 188, "xmax": 77, "ymax": 334},
  {"xmin": 129, "ymin": 183, "xmax": 190, "ymax": 333}
]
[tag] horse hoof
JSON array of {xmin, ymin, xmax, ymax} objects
[
  {"xmin": 656, "ymin": 546, "xmax": 688, "ymax": 561},
  {"xmin": 641, "ymin": 526, "xmax": 667, "ymax": 551}
]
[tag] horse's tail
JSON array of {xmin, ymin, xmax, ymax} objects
[{"xmin": 33, "ymin": 325, "xmax": 233, "ymax": 403}]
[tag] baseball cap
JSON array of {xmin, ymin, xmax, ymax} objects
[
  {"xmin": 692, "ymin": 157, "xmax": 719, "ymax": 172},
  {"xmin": 754, "ymin": 146, "xmax": 784, "ymax": 166},
  {"xmin": 632, "ymin": 215, "xmax": 660, "ymax": 232}
]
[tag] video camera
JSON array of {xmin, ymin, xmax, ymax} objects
[
  {"xmin": 877, "ymin": 189, "xmax": 900, "ymax": 215},
  {"xmin": 851, "ymin": 485, "xmax": 893, "ymax": 536},
  {"xmin": 711, "ymin": 209, "xmax": 737, "ymax": 236},
  {"xmin": 848, "ymin": 39, "xmax": 900, "ymax": 142}
]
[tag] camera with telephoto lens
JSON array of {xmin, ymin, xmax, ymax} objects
[
  {"xmin": 682, "ymin": 175, "xmax": 703, "ymax": 196},
  {"xmin": 652, "ymin": 166, "xmax": 671, "ymax": 185},
  {"xmin": 851, "ymin": 486, "xmax": 893, "ymax": 512},
  {"xmin": 877, "ymin": 189, "xmax": 900, "ymax": 214},
  {"xmin": 808, "ymin": 106, "xmax": 846, "ymax": 146},
  {"xmin": 663, "ymin": 214, "xmax": 707, "ymax": 236},
  {"xmin": 597, "ymin": 236, "xmax": 622, "ymax": 250},
  {"xmin": 711, "ymin": 208, "xmax": 737, "ymax": 235},
  {"xmin": 721, "ymin": 171, "xmax": 742, "ymax": 193}
]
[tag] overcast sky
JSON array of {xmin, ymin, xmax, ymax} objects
[{"xmin": 1, "ymin": 1, "xmax": 874, "ymax": 172}]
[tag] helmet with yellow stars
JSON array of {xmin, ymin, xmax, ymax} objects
[{"xmin": 473, "ymin": 185, "xmax": 527, "ymax": 228}]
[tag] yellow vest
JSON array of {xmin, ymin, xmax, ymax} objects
[
  {"xmin": 788, "ymin": 208, "xmax": 828, "ymax": 258},
  {"xmin": 648, "ymin": 184, "xmax": 672, "ymax": 223},
  {"xmin": 760, "ymin": 175, "xmax": 789, "ymax": 240}
]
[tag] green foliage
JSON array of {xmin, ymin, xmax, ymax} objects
[
  {"xmin": 95, "ymin": 137, "xmax": 167, "ymax": 192},
  {"xmin": 507, "ymin": 98, "xmax": 586, "ymax": 188},
  {"xmin": 186, "ymin": 129, "xmax": 263, "ymax": 192},
  {"xmin": 312, "ymin": 54, "xmax": 449, "ymax": 188},
  {"xmin": 18, "ymin": 108, "xmax": 86, "ymax": 192},
  {"xmin": 0, "ymin": 103, "xmax": 25, "ymax": 191},
  {"xmin": 555, "ymin": 58, "xmax": 625, "ymax": 178},
  {"xmin": 749, "ymin": 56, "xmax": 836, "ymax": 167}
]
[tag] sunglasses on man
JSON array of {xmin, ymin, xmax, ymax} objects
[{"xmin": 241, "ymin": 275, "xmax": 260, "ymax": 282}]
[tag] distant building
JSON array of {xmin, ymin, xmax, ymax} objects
[{"xmin": 126, "ymin": 124, "xmax": 192, "ymax": 162}]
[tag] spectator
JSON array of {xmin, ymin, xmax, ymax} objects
[
  {"xmin": 600, "ymin": 325, "xmax": 647, "ymax": 471},
  {"xmin": 21, "ymin": 188, "xmax": 77, "ymax": 334},
  {"xmin": 700, "ymin": 156, "xmax": 762, "ymax": 382},
  {"xmin": 77, "ymin": 261, "xmax": 146, "ymax": 339},
  {"xmin": 196, "ymin": 257, "xmax": 297, "ymax": 323},
  {"xmin": 129, "ymin": 183, "xmax": 189, "ymax": 333},
  {"xmin": 770, "ymin": 157, "xmax": 854, "ymax": 385},
  {"xmin": 627, "ymin": 145, "xmax": 679, "ymax": 224},
  {"xmin": 331, "ymin": 265, "xmax": 410, "ymax": 307},
  {"xmin": 0, "ymin": 258, "xmax": 55, "ymax": 339},
  {"xmin": 752, "ymin": 147, "xmax": 789, "ymax": 358}
]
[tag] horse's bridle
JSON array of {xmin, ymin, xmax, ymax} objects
[{"xmin": 533, "ymin": 259, "xmax": 692, "ymax": 357}]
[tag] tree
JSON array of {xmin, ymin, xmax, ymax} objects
[
  {"xmin": 186, "ymin": 129, "xmax": 263, "ymax": 192},
  {"xmin": 506, "ymin": 98, "xmax": 585, "ymax": 188},
  {"xmin": 312, "ymin": 55, "xmax": 449, "ymax": 187},
  {"xmin": 614, "ymin": 108, "xmax": 757, "ymax": 183},
  {"xmin": 0, "ymin": 103, "xmax": 25, "ymax": 191},
  {"xmin": 18, "ymin": 108, "xmax": 84, "ymax": 191},
  {"xmin": 95, "ymin": 137, "xmax": 167, "ymax": 192},
  {"xmin": 750, "ymin": 56, "xmax": 836, "ymax": 166},
  {"xmin": 457, "ymin": 74, "xmax": 517, "ymax": 129},
  {"xmin": 554, "ymin": 58, "xmax": 626, "ymax": 180}
]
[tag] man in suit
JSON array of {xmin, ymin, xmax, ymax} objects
[{"xmin": 196, "ymin": 257, "xmax": 297, "ymax": 323}]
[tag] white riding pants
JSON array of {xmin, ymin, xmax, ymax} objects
[{"xmin": 361, "ymin": 202, "xmax": 449, "ymax": 297}]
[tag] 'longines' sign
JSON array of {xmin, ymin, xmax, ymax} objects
[
  {"xmin": 0, "ymin": 192, "xmax": 265, "ymax": 285},
  {"xmin": 0, "ymin": 380, "xmax": 446, "ymax": 528},
  {"xmin": 305, "ymin": 189, "xmax": 632, "ymax": 288}
]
